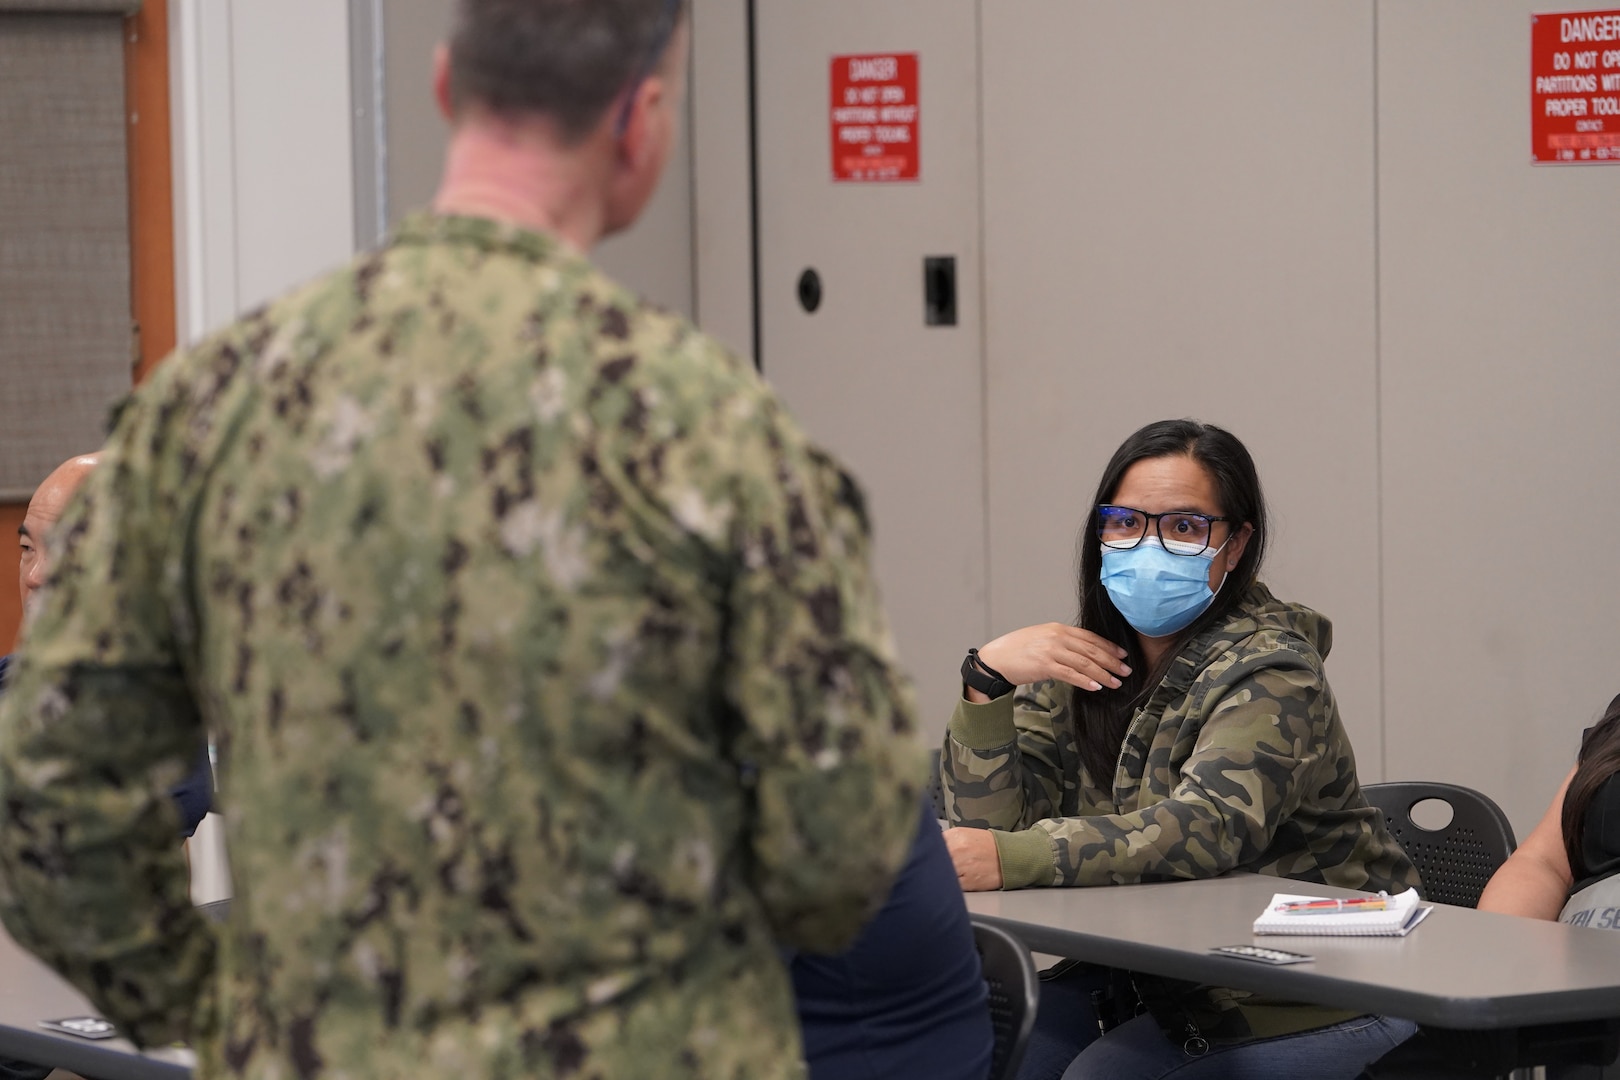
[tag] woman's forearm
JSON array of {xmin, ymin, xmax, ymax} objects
[
  {"xmin": 1478, "ymin": 766, "xmax": 1575, "ymax": 920},
  {"xmin": 1477, "ymin": 852, "xmax": 1572, "ymax": 920}
]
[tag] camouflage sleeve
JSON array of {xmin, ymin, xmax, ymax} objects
[
  {"xmin": 0, "ymin": 357, "xmax": 218, "ymax": 1046},
  {"xmin": 992, "ymin": 654, "xmax": 1332, "ymax": 888},
  {"xmin": 941, "ymin": 680, "xmax": 1076, "ymax": 828},
  {"xmin": 708, "ymin": 389, "xmax": 924, "ymax": 953}
]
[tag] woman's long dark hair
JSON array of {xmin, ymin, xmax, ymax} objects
[
  {"xmin": 1071, "ymin": 419, "xmax": 1269, "ymax": 787},
  {"xmin": 1562, "ymin": 693, "xmax": 1620, "ymax": 881}
]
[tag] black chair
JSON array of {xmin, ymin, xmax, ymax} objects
[
  {"xmin": 929, "ymin": 746, "xmax": 947, "ymax": 819},
  {"xmin": 1362, "ymin": 781, "xmax": 1517, "ymax": 909},
  {"xmin": 971, "ymin": 917, "xmax": 1039, "ymax": 1080}
]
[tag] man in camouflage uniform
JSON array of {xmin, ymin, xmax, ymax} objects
[{"xmin": 0, "ymin": 2, "xmax": 925, "ymax": 1077}]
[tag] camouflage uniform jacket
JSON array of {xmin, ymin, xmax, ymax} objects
[
  {"xmin": 944, "ymin": 581, "xmax": 1420, "ymax": 1040},
  {"xmin": 0, "ymin": 213, "xmax": 925, "ymax": 1079}
]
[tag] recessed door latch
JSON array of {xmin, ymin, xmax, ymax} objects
[{"xmin": 924, "ymin": 256, "xmax": 957, "ymax": 327}]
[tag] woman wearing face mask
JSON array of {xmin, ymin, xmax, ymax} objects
[{"xmin": 940, "ymin": 418, "xmax": 1420, "ymax": 1080}]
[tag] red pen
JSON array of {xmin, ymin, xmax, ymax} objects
[{"xmin": 1275, "ymin": 892, "xmax": 1390, "ymax": 915}]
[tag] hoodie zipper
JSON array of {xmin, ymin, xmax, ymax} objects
[{"xmin": 1112, "ymin": 706, "xmax": 1145, "ymax": 802}]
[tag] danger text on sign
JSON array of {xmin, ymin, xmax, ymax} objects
[
  {"xmin": 830, "ymin": 53, "xmax": 920, "ymax": 182},
  {"xmin": 1532, "ymin": 9, "xmax": 1620, "ymax": 162}
]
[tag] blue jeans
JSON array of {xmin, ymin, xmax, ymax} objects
[
  {"xmin": 1016, "ymin": 962, "xmax": 1417, "ymax": 1080},
  {"xmin": 1063, "ymin": 1012, "xmax": 1418, "ymax": 1079},
  {"xmin": 1016, "ymin": 962, "xmax": 1113, "ymax": 1080}
]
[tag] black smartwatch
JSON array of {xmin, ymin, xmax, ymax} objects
[{"xmin": 960, "ymin": 648, "xmax": 1014, "ymax": 699}]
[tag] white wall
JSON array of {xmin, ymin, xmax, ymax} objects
[{"xmin": 170, "ymin": 0, "xmax": 356, "ymax": 343}]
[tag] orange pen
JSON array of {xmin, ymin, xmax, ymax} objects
[{"xmin": 1275, "ymin": 892, "xmax": 1390, "ymax": 915}]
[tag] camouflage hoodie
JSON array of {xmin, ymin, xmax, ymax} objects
[{"xmin": 943, "ymin": 581, "xmax": 1420, "ymax": 1040}]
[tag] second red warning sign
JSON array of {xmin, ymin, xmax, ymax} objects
[
  {"xmin": 831, "ymin": 53, "xmax": 919, "ymax": 182},
  {"xmin": 1531, "ymin": 9, "xmax": 1620, "ymax": 163}
]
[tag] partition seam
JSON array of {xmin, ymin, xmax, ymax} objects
[
  {"xmin": 1372, "ymin": 0, "xmax": 1388, "ymax": 781},
  {"xmin": 744, "ymin": 0, "xmax": 762, "ymax": 371},
  {"xmin": 974, "ymin": 0, "xmax": 992, "ymax": 644},
  {"xmin": 224, "ymin": 0, "xmax": 241, "ymax": 320}
]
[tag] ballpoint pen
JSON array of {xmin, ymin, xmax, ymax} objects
[{"xmin": 1275, "ymin": 892, "xmax": 1390, "ymax": 915}]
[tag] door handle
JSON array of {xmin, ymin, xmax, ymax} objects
[{"xmin": 924, "ymin": 256, "xmax": 957, "ymax": 327}]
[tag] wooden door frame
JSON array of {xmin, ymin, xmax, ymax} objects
[
  {"xmin": 0, "ymin": 2, "xmax": 171, "ymax": 653},
  {"xmin": 127, "ymin": 0, "xmax": 177, "ymax": 385}
]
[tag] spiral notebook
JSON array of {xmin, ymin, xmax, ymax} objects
[{"xmin": 1252, "ymin": 890, "xmax": 1431, "ymax": 937}]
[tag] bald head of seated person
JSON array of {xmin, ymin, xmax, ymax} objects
[
  {"xmin": 5, "ymin": 452, "xmax": 212, "ymax": 838},
  {"xmin": 17, "ymin": 453, "xmax": 99, "ymax": 620},
  {"xmin": 1479, "ymin": 692, "xmax": 1620, "ymax": 925}
]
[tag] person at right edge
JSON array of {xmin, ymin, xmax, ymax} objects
[
  {"xmin": 0, "ymin": 2, "xmax": 925, "ymax": 1078},
  {"xmin": 941, "ymin": 418, "xmax": 1423, "ymax": 1080},
  {"xmin": 1474, "ymin": 693, "xmax": 1620, "ymax": 1080},
  {"xmin": 1479, "ymin": 690, "xmax": 1620, "ymax": 925}
]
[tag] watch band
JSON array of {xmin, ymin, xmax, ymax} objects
[{"xmin": 960, "ymin": 648, "xmax": 1015, "ymax": 699}]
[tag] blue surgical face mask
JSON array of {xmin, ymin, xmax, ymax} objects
[{"xmin": 1100, "ymin": 537, "xmax": 1229, "ymax": 639}]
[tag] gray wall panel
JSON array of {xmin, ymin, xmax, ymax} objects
[
  {"xmin": 1378, "ymin": 1, "xmax": 1620, "ymax": 833},
  {"xmin": 979, "ymin": 3, "xmax": 1385, "ymax": 770},
  {"xmin": 754, "ymin": 0, "xmax": 988, "ymax": 736},
  {"xmin": 380, "ymin": 0, "xmax": 450, "ymax": 225}
]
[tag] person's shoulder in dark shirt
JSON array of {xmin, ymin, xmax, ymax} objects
[
  {"xmin": 173, "ymin": 749, "xmax": 212, "ymax": 838},
  {"xmin": 790, "ymin": 797, "xmax": 994, "ymax": 1080}
]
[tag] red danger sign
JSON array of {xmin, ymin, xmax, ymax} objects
[
  {"xmin": 1531, "ymin": 9, "xmax": 1620, "ymax": 163},
  {"xmin": 831, "ymin": 53, "xmax": 919, "ymax": 182}
]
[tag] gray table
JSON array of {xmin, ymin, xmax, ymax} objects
[
  {"xmin": 966, "ymin": 872, "xmax": 1620, "ymax": 1074},
  {"xmin": 0, "ymin": 923, "xmax": 197, "ymax": 1080}
]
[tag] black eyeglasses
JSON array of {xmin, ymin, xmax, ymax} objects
[
  {"xmin": 616, "ymin": 0, "xmax": 684, "ymax": 136},
  {"xmin": 1097, "ymin": 505, "xmax": 1230, "ymax": 557}
]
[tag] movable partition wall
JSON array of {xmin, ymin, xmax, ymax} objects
[
  {"xmin": 752, "ymin": 0, "xmax": 990, "ymax": 737},
  {"xmin": 0, "ymin": 0, "xmax": 139, "ymax": 498},
  {"xmin": 743, "ymin": 1, "xmax": 1620, "ymax": 838},
  {"xmin": 339, "ymin": 1, "xmax": 1620, "ymax": 837}
]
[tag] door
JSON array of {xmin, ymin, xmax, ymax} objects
[{"xmin": 754, "ymin": 0, "xmax": 985, "ymax": 738}]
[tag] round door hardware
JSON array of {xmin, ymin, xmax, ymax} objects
[{"xmin": 797, "ymin": 268, "xmax": 823, "ymax": 314}]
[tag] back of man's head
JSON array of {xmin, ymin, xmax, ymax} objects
[{"xmin": 448, "ymin": 0, "xmax": 686, "ymax": 144}]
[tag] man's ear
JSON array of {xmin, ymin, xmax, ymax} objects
[
  {"xmin": 616, "ymin": 74, "xmax": 669, "ymax": 167},
  {"xmin": 432, "ymin": 44, "xmax": 454, "ymax": 121}
]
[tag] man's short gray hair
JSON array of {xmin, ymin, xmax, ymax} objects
[{"xmin": 448, "ymin": 0, "xmax": 686, "ymax": 144}]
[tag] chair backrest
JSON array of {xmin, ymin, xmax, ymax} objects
[
  {"xmin": 971, "ymin": 918, "xmax": 1039, "ymax": 1080},
  {"xmin": 929, "ymin": 747, "xmax": 946, "ymax": 819},
  {"xmin": 1362, "ymin": 781, "xmax": 1518, "ymax": 909}
]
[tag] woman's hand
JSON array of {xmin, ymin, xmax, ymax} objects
[
  {"xmin": 969, "ymin": 624, "xmax": 1130, "ymax": 700},
  {"xmin": 944, "ymin": 827, "xmax": 1004, "ymax": 891}
]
